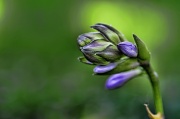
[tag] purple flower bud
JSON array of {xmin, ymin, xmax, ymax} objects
[
  {"xmin": 93, "ymin": 63, "xmax": 117, "ymax": 74},
  {"xmin": 77, "ymin": 32, "xmax": 104, "ymax": 47},
  {"xmin": 117, "ymin": 41, "xmax": 138, "ymax": 57},
  {"xmin": 105, "ymin": 69, "xmax": 142, "ymax": 90}
]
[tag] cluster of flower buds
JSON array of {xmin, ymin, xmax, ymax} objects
[{"xmin": 77, "ymin": 23, "xmax": 150, "ymax": 90}]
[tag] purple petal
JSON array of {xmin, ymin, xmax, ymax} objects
[
  {"xmin": 105, "ymin": 69, "xmax": 142, "ymax": 90},
  {"xmin": 117, "ymin": 41, "xmax": 138, "ymax": 57},
  {"xmin": 93, "ymin": 63, "xmax": 117, "ymax": 74}
]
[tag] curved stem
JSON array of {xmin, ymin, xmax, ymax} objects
[{"xmin": 142, "ymin": 63, "xmax": 164, "ymax": 118}]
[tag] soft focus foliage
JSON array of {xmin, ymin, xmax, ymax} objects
[{"xmin": 0, "ymin": 0, "xmax": 179, "ymax": 119}]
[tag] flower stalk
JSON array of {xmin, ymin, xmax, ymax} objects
[
  {"xmin": 133, "ymin": 34, "xmax": 164, "ymax": 119},
  {"xmin": 142, "ymin": 63, "xmax": 164, "ymax": 119}
]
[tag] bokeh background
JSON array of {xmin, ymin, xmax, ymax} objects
[{"xmin": 0, "ymin": 0, "xmax": 179, "ymax": 119}]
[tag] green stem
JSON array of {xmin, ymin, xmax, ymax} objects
[{"xmin": 142, "ymin": 63, "xmax": 164, "ymax": 117}]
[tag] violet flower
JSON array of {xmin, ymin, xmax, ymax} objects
[
  {"xmin": 117, "ymin": 41, "xmax": 138, "ymax": 57},
  {"xmin": 93, "ymin": 63, "xmax": 117, "ymax": 74},
  {"xmin": 105, "ymin": 68, "xmax": 142, "ymax": 90}
]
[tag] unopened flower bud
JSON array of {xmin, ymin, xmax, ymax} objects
[
  {"xmin": 77, "ymin": 35, "xmax": 92, "ymax": 47},
  {"xmin": 77, "ymin": 32, "xmax": 104, "ymax": 47},
  {"xmin": 94, "ymin": 58, "xmax": 140, "ymax": 75},
  {"xmin": 93, "ymin": 63, "xmax": 117, "ymax": 74},
  {"xmin": 105, "ymin": 68, "xmax": 143, "ymax": 90},
  {"xmin": 77, "ymin": 31, "xmax": 123, "ymax": 65},
  {"xmin": 117, "ymin": 41, "xmax": 138, "ymax": 57},
  {"xmin": 91, "ymin": 23, "xmax": 126, "ymax": 45},
  {"xmin": 82, "ymin": 40, "xmax": 112, "ymax": 52}
]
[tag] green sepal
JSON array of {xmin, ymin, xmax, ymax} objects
[
  {"xmin": 83, "ymin": 32, "xmax": 105, "ymax": 41},
  {"xmin": 133, "ymin": 34, "xmax": 151, "ymax": 61},
  {"xmin": 82, "ymin": 51, "xmax": 109, "ymax": 65},
  {"xmin": 96, "ymin": 45, "xmax": 122, "ymax": 62},
  {"xmin": 78, "ymin": 56, "xmax": 94, "ymax": 65},
  {"xmin": 96, "ymin": 23, "xmax": 127, "ymax": 42},
  {"xmin": 91, "ymin": 23, "xmax": 121, "ymax": 45}
]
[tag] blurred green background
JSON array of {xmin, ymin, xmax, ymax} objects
[{"xmin": 0, "ymin": 0, "xmax": 179, "ymax": 119}]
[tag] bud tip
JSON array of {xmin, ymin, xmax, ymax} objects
[{"xmin": 117, "ymin": 41, "xmax": 138, "ymax": 57}]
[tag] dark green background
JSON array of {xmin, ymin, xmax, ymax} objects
[{"xmin": 0, "ymin": 0, "xmax": 179, "ymax": 119}]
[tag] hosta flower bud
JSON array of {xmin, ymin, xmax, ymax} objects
[
  {"xmin": 105, "ymin": 68, "xmax": 142, "ymax": 90},
  {"xmin": 117, "ymin": 41, "xmax": 138, "ymax": 57},
  {"xmin": 91, "ymin": 23, "xmax": 127, "ymax": 45},
  {"xmin": 77, "ymin": 32, "xmax": 104, "ymax": 47},
  {"xmin": 93, "ymin": 63, "xmax": 117, "ymax": 74},
  {"xmin": 94, "ymin": 58, "xmax": 140, "ymax": 75},
  {"xmin": 82, "ymin": 40, "xmax": 112, "ymax": 52},
  {"xmin": 77, "ymin": 31, "xmax": 123, "ymax": 65}
]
